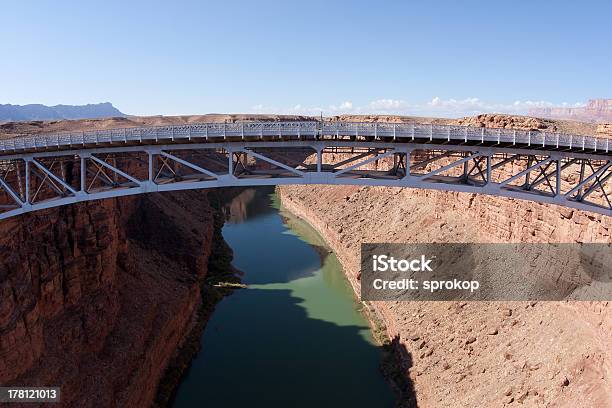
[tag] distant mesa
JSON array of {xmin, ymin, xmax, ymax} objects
[
  {"xmin": 529, "ymin": 98, "xmax": 612, "ymax": 123},
  {"xmin": 0, "ymin": 102, "xmax": 126, "ymax": 122}
]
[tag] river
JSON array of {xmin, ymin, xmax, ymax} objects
[{"xmin": 172, "ymin": 187, "xmax": 395, "ymax": 407}]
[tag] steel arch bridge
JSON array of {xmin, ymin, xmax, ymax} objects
[{"xmin": 0, "ymin": 121, "xmax": 610, "ymax": 220}]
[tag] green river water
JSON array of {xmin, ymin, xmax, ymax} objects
[{"xmin": 172, "ymin": 187, "xmax": 395, "ymax": 407}]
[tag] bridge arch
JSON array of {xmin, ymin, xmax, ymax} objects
[{"xmin": 0, "ymin": 122, "xmax": 610, "ymax": 219}]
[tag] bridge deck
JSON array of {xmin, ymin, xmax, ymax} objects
[
  {"xmin": 0, "ymin": 121, "xmax": 609, "ymax": 158},
  {"xmin": 0, "ymin": 121, "xmax": 610, "ymax": 219}
]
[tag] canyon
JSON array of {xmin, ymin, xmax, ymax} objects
[
  {"xmin": 0, "ymin": 114, "xmax": 311, "ymax": 407},
  {"xmin": 276, "ymin": 114, "xmax": 611, "ymax": 406},
  {"xmin": 0, "ymin": 113, "xmax": 610, "ymax": 407}
]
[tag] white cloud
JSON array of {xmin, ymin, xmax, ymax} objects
[
  {"xmin": 368, "ymin": 99, "xmax": 409, "ymax": 111},
  {"xmin": 250, "ymin": 97, "xmax": 586, "ymax": 118},
  {"xmin": 338, "ymin": 101, "xmax": 353, "ymax": 110}
]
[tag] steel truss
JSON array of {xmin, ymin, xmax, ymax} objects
[{"xmin": 0, "ymin": 135, "xmax": 610, "ymax": 220}]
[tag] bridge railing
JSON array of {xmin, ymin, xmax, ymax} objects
[{"xmin": 0, "ymin": 121, "xmax": 609, "ymax": 155}]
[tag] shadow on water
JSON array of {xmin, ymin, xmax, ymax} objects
[
  {"xmin": 172, "ymin": 187, "xmax": 418, "ymax": 407},
  {"xmin": 221, "ymin": 187, "xmax": 321, "ymax": 285},
  {"xmin": 222, "ymin": 187, "xmax": 279, "ymax": 224},
  {"xmin": 176, "ymin": 288, "xmax": 386, "ymax": 406}
]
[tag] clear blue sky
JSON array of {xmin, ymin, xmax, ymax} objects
[{"xmin": 1, "ymin": 0, "xmax": 610, "ymax": 117}]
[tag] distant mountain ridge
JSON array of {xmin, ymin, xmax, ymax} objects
[
  {"xmin": 529, "ymin": 98, "xmax": 612, "ymax": 123},
  {"xmin": 0, "ymin": 102, "xmax": 126, "ymax": 122}
]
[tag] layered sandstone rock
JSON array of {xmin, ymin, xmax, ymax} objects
[
  {"xmin": 450, "ymin": 114, "xmax": 558, "ymax": 132},
  {"xmin": 0, "ymin": 190, "xmax": 217, "ymax": 407},
  {"xmin": 278, "ymin": 184, "xmax": 611, "ymax": 408},
  {"xmin": 0, "ymin": 114, "xmax": 297, "ymax": 407},
  {"xmin": 277, "ymin": 112, "xmax": 611, "ymax": 406},
  {"xmin": 325, "ymin": 113, "xmax": 557, "ymax": 131},
  {"xmin": 529, "ymin": 99, "xmax": 612, "ymax": 123},
  {"xmin": 329, "ymin": 115, "xmax": 432, "ymax": 124},
  {"xmin": 597, "ymin": 123, "xmax": 612, "ymax": 138}
]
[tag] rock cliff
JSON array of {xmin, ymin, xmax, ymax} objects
[
  {"xmin": 278, "ymin": 184, "xmax": 611, "ymax": 408},
  {"xmin": 450, "ymin": 114, "xmax": 558, "ymax": 131},
  {"xmin": 276, "ymin": 113, "xmax": 611, "ymax": 406},
  {"xmin": 529, "ymin": 98, "xmax": 612, "ymax": 123},
  {"xmin": 0, "ymin": 190, "xmax": 218, "ymax": 407}
]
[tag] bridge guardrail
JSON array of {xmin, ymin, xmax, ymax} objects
[{"xmin": 0, "ymin": 121, "xmax": 609, "ymax": 155}]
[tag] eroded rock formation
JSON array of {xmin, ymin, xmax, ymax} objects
[
  {"xmin": 450, "ymin": 114, "xmax": 558, "ymax": 131},
  {"xmin": 274, "ymin": 110, "xmax": 611, "ymax": 408},
  {"xmin": 529, "ymin": 99, "xmax": 612, "ymax": 123},
  {"xmin": 278, "ymin": 183, "xmax": 611, "ymax": 407},
  {"xmin": 276, "ymin": 113, "xmax": 612, "ymax": 407},
  {"xmin": 0, "ymin": 190, "xmax": 217, "ymax": 407},
  {"xmin": 597, "ymin": 123, "xmax": 612, "ymax": 138}
]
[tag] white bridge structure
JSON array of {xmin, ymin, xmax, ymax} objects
[{"xmin": 0, "ymin": 121, "xmax": 610, "ymax": 219}]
